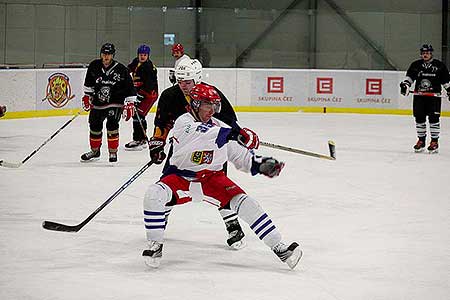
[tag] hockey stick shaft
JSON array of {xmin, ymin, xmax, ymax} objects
[
  {"xmin": 0, "ymin": 111, "xmax": 82, "ymax": 168},
  {"xmin": 410, "ymin": 90, "xmax": 448, "ymax": 98},
  {"xmin": 260, "ymin": 140, "xmax": 336, "ymax": 160},
  {"xmin": 42, "ymin": 160, "xmax": 154, "ymax": 232}
]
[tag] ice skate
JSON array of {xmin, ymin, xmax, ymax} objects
[
  {"xmin": 413, "ymin": 139, "xmax": 425, "ymax": 153},
  {"xmin": 273, "ymin": 242, "xmax": 302, "ymax": 270},
  {"xmin": 225, "ymin": 219, "xmax": 246, "ymax": 250},
  {"xmin": 109, "ymin": 152, "xmax": 118, "ymax": 163},
  {"xmin": 427, "ymin": 140, "xmax": 439, "ymax": 154},
  {"xmin": 124, "ymin": 140, "xmax": 147, "ymax": 151},
  {"xmin": 80, "ymin": 149, "xmax": 100, "ymax": 162},
  {"xmin": 143, "ymin": 241, "xmax": 163, "ymax": 268}
]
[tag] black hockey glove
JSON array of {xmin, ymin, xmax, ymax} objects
[
  {"xmin": 169, "ymin": 70, "xmax": 176, "ymax": 85},
  {"xmin": 400, "ymin": 81, "xmax": 410, "ymax": 96},
  {"xmin": 251, "ymin": 156, "xmax": 285, "ymax": 178},
  {"xmin": 148, "ymin": 137, "xmax": 166, "ymax": 164},
  {"xmin": 445, "ymin": 85, "xmax": 450, "ymax": 99}
]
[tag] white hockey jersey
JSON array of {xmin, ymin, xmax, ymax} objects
[
  {"xmin": 165, "ymin": 112, "xmax": 254, "ymax": 177},
  {"xmin": 174, "ymin": 54, "xmax": 191, "ymax": 70}
]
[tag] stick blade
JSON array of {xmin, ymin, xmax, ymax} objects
[
  {"xmin": 0, "ymin": 160, "xmax": 22, "ymax": 168},
  {"xmin": 42, "ymin": 220, "xmax": 80, "ymax": 232},
  {"xmin": 328, "ymin": 140, "xmax": 336, "ymax": 160}
]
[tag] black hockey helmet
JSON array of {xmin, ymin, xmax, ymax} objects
[
  {"xmin": 420, "ymin": 44, "xmax": 433, "ymax": 53},
  {"xmin": 100, "ymin": 43, "xmax": 116, "ymax": 55}
]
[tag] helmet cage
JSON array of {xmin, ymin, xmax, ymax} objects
[{"xmin": 189, "ymin": 84, "xmax": 222, "ymax": 115}]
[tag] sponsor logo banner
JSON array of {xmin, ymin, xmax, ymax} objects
[{"xmin": 251, "ymin": 70, "xmax": 307, "ymax": 106}]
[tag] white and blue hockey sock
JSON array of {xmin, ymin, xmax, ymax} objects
[
  {"xmin": 229, "ymin": 194, "xmax": 282, "ymax": 249},
  {"xmin": 143, "ymin": 182, "xmax": 172, "ymax": 243}
]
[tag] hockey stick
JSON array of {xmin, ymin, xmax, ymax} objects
[
  {"xmin": 0, "ymin": 110, "xmax": 82, "ymax": 168},
  {"xmin": 42, "ymin": 160, "xmax": 154, "ymax": 232},
  {"xmin": 260, "ymin": 140, "xmax": 336, "ymax": 160},
  {"xmin": 410, "ymin": 90, "xmax": 448, "ymax": 98}
]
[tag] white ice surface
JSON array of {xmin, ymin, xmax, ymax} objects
[{"xmin": 1, "ymin": 112, "xmax": 449, "ymax": 300}]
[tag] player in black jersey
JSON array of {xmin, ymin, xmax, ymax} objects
[
  {"xmin": 124, "ymin": 44, "xmax": 159, "ymax": 150},
  {"xmin": 147, "ymin": 58, "xmax": 259, "ymax": 250},
  {"xmin": 81, "ymin": 43, "xmax": 136, "ymax": 163},
  {"xmin": 0, "ymin": 105, "xmax": 6, "ymax": 118},
  {"xmin": 400, "ymin": 44, "xmax": 450, "ymax": 153}
]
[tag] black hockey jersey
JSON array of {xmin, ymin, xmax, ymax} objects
[
  {"xmin": 153, "ymin": 83, "xmax": 237, "ymax": 140},
  {"xmin": 128, "ymin": 58, "xmax": 158, "ymax": 93},
  {"xmin": 405, "ymin": 59, "xmax": 450, "ymax": 93},
  {"xmin": 84, "ymin": 59, "xmax": 136, "ymax": 108}
]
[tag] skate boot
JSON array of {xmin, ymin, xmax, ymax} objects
[
  {"xmin": 413, "ymin": 139, "xmax": 426, "ymax": 153},
  {"xmin": 225, "ymin": 219, "xmax": 246, "ymax": 250},
  {"xmin": 109, "ymin": 152, "xmax": 118, "ymax": 163},
  {"xmin": 124, "ymin": 140, "xmax": 147, "ymax": 151},
  {"xmin": 427, "ymin": 139, "xmax": 439, "ymax": 154},
  {"xmin": 80, "ymin": 149, "xmax": 100, "ymax": 162},
  {"xmin": 273, "ymin": 242, "xmax": 303, "ymax": 270},
  {"xmin": 142, "ymin": 241, "xmax": 163, "ymax": 268}
]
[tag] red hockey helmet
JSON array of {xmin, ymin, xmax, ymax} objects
[
  {"xmin": 171, "ymin": 43, "xmax": 184, "ymax": 55},
  {"xmin": 189, "ymin": 83, "xmax": 221, "ymax": 115}
]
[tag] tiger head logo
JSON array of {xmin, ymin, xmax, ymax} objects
[{"xmin": 42, "ymin": 73, "xmax": 75, "ymax": 108}]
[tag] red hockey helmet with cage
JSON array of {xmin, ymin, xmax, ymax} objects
[
  {"xmin": 189, "ymin": 83, "xmax": 221, "ymax": 114},
  {"xmin": 172, "ymin": 43, "xmax": 184, "ymax": 55}
]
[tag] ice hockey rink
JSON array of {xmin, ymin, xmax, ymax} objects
[{"xmin": 1, "ymin": 111, "xmax": 449, "ymax": 300}]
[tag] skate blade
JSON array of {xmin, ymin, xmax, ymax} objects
[
  {"xmin": 80, "ymin": 157, "xmax": 100, "ymax": 163},
  {"xmin": 428, "ymin": 149, "xmax": 439, "ymax": 154},
  {"xmin": 229, "ymin": 239, "xmax": 247, "ymax": 250},
  {"xmin": 124, "ymin": 146, "xmax": 145, "ymax": 151},
  {"xmin": 286, "ymin": 247, "xmax": 303, "ymax": 270},
  {"xmin": 144, "ymin": 256, "xmax": 161, "ymax": 268},
  {"xmin": 414, "ymin": 148, "xmax": 425, "ymax": 153}
]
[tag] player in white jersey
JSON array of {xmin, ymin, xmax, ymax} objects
[
  {"xmin": 142, "ymin": 83, "xmax": 302, "ymax": 269},
  {"xmin": 169, "ymin": 43, "xmax": 191, "ymax": 85}
]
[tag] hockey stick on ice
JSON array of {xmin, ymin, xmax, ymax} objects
[
  {"xmin": 260, "ymin": 140, "xmax": 336, "ymax": 160},
  {"xmin": 42, "ymin": 160, "xmax": 154, "ymax": 232},
  {"xmin": 0, "ymin": 110, "xmax": 82, "ymax": 168}
]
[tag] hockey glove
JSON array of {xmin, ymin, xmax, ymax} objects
[
  {"xmin": 169, "ymin": 69, "xmax": 176, "ymax": 85},
  {"xmin": 400, "ymin": 81, "xmax": 410, "ymax": 96},
  {"xmin": 444, "ymin": 84, "xmax": 450, "ymax": 98},
  {"xmin": 251, "ymin": 156, "xmax": 285, "ymax": 178},
  {"xmin": 227, "ymin": 127, "xmax": 260, "ymax": 150},
  {"xmin": 237, "ymin": 127, "xmax": 260, "ymax": 150},
  {"xmin": 82, "ymin": 95, "xmax": 93, "ymax": 111},
  {"xmin": 148, "ymin": 137, "xmax": 166, "ymax": 164},
  {"xmin": 122, "ymin": 100, "xmax": 135, "ymax": 121},
  {"xmin": 136, "ymin": 92, "xmax": 145, "ymax": 105}
]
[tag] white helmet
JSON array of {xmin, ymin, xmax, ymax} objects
[{"xmin": 175, "ymin": 58, "xmax": 202, "ymax": 84}]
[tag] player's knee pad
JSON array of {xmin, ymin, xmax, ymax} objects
[
  {"xmin": 229, "ymin": 194, "xmax": 264, "ymax": 224},
  {"xmin": 106, "ymin": 118, "xmax": 120, "ymax": 131},
  {"xmin": 144, "ymin": 182, "xmax": 173, "ymax": 211},
  {"xmin": 429, "ymin": 115, "xmax": 440, "ymax": 124}
]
